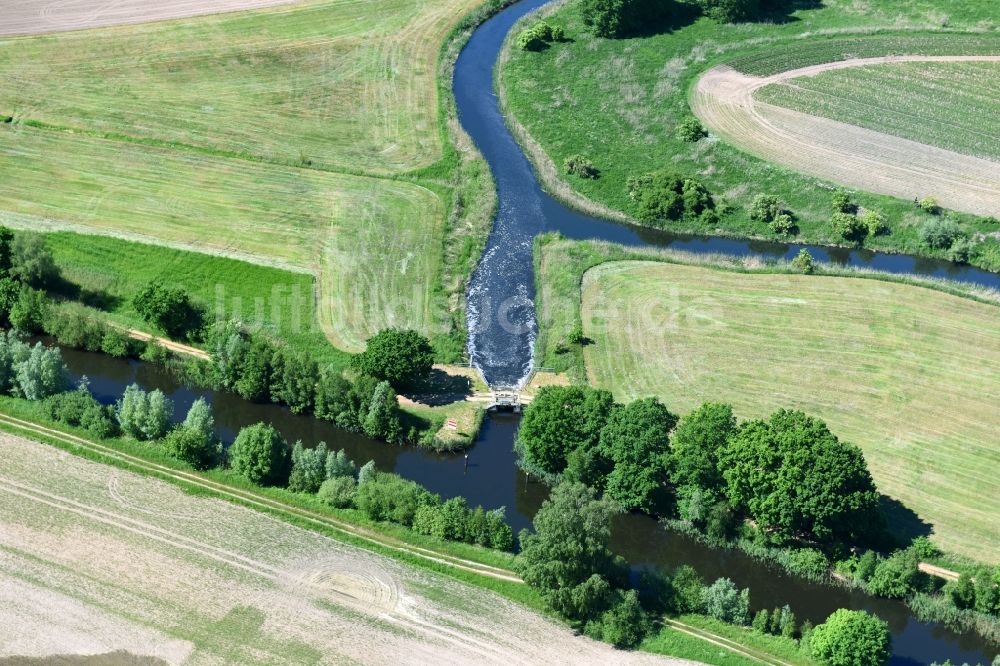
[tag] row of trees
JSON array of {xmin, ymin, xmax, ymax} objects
[{"xmin": 517, "ymin": 387, "xmax": 885, "ymax": 548}]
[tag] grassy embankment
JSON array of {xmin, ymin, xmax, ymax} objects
[
  {"xmin": 755, "ymin": 61, "xmax": 1000, "ymax": 162},
  {"xmin": 535, "ymin": 235, "xmax": 1000, "ymax": 563},
  {"xmin": 499, "ymin": 1, "xmax": 1000, "ymax": 270}
]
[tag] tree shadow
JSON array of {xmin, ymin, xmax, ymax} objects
[
  {"xmin": 402, "ymin": 367, "xmax": 473, "ymax": 407},
  {"xmin": 879, "ymin": 494, "xmax": 933, "ymax": 549},
  {"xmin": 755, "ymin": 0, "xmax": 824, "ymax": 24},
  {"xmin": 47, "ymin": 274, "xmax": 122, "ymax": 311},
  {"xmin": 624, "ymin": 1, "xmax": 703, "ymax": 38}
]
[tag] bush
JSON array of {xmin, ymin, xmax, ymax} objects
[
  {"xmin": 703, "ymin": 577, "xmax": 750, "ymax": 625},
  {"xmin": 228, "ymin": 422, "xmax": 289, "ymax": 486},
  {"xmin": 580, "ymin": 0, "xmax": 660, "ymax": 37},
  {"xmin": 595, "ymin": 590, "xmax": 650, "ymax": 648},
  {"xmin": 831, "ymin": 189, "xmax": 855, "ymax": 214},
  {"xmin": 951, "ymin": 572, "xmax": 976, "ymax": 610},
  {"xmin": 861, "ymin": 209, "xmax": 887, "ymax": 236},
  {"xmin": 791, "ymin": 249, "xmax": 815, "ymax": 274},
  {"xmin": 517, "ymin": 21, "xmax": 561, "ymax": 50},
  {"xmin": 627, "ymin": 171, "xmax": 712, "ymax": 224},
  {"xmin": 919, "ymin": 217, "xmax": 962, "ymax": 250},
  {"xmin": 43, "ymin": 382, "xmax": 100, "ymax": 427},
  {"xmin": 675, "ymin": 117, "xmax": 706, "ymax": 142},
  {"xmin": 100, "ymin": 329, "xmax": 131, "ymax": 358},
  {"xmin": 671, "ymin": 565, "xmax": 707, "ymax": 614},
  {"xmin": 564, "ymin": 154, "xmax": 598, "ymax": 179},
  {"xmin": 10, "ymin": 233, "xmax": 59, "ymax": 288},
  {"xmin": 919, "ymin": 196, "xmax": 941, "ymax": 215},
  {"xmin": 317, "ymin": 475, "xmax": 357, "ymax": 508},
  {"xmin": 355, "ymin": 471, "xmax": 437, "ymax": 526},
  {"xmin": 810, "ymin": 609, "xmax": 891, "ymax": 666},
  {"xmin": 831, "ymin": 211, "xmax": 866, "ymax": 242},
  {"xmin": 132, "ymin": 280, "xmax": 203, "ymax": 340},
  {"xmin": 15, "ymin": 342, "xmax": 69, "ymax": 401},
  {"xmin": 164, "ymin": 426, "xmax": 219, "ymax": 470},
  {"xmin": 9, "ymin": 286, "xmax": 49, "ymax": 334},
  {"xmin": 749, "ymin": 194, "xmax": 781, "ymax": 223},
  {"xmin": 867, "ymin": 549, "xmax": 922, "ymax": 599},
  {"xmin": 786, "ymin": 548, "xmax": 829, "ymax": 580},
  {"xmin": 116, "ymin": 384, "xmax": 173, "ymax": 441},
  {"xmin": 769, "ymin": 213, "xmax": 796, "ymax": 235},
  {"xmin": 752, "ymin": 608, "xmax": 770, "ymax": 633},
  {"xmin": 351, "ymin": 328, "xmax": 434, "ymax": 389}
]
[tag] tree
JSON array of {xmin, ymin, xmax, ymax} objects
[
  {"xmin": 515, "ymin": 482, "xmax": 627, "ymax": 623},
  {"xmin": 516, "ymin": 385, "xmax": 614, "ymax": 476},
  {"xmin": 325, "ymin": 447, "xmax": 356, "ymax": 479},
  {"xmin": 752, "ymin": 608, "xmax": 770, "ymax": 633},
  {"xmin": 116, "ymin": 384, "xmax": 173, "ymax": 440},
  {"xmin": 627, "ymin": 171, "xmax": 713, "ymax": 224},
  {"xmin": 14, "ymin": 342, "xmax": 68, "ymax": 401},
  {"xmin": 0, "ymin": 330, "xmax": 30, "ymax": 395},
  {"xmin": 671, "ymin": 565, "xmax": 707, "ymax": 613},
  {"xmin": 698, "ymin": 0, "xmax": 760, "ymax": 23},
  {"xmin": 288, "ymin": 441, "xmax": 328, "ymax": 493},
  {"xmin": 832, "ymin": 212, "xmax": 866, "ymax": 242},
  {"xmin": 597, "ymin": 589, "xmax": 650, "ymax": 648},
  {"xmin": 919, "ymin": 217, "xmax": 961, "ymax": 250},
  {"xmin": 599, "ymin": 397, "xmax": 677, "ymax": 512},
  {"xmin": 580, "ymin": 0, "xmax": 661, "ymax": 37},
  {"xmin": 951, "ymin": 572, "xmax": 977, "ymax": 610},
  {"xmin": 132, "ymin": 281, "xmax": 202, "ymax": 339},
  {"xmin": 164, "ymin": 398, "xmax": 218, "ymax": 469},
  {"xmin": 315, "ymin": 367, "xmax": 353, "ymax": 422},
  {"xmin": 235, "ymin": 335, "xmax": 274, "ymax": 402},
  {"xmin": 703, "ymin": 577, "xmax": 750, "ymax": 625},
  {"xmin": 792, "ymin": 249, "xmax": 815, "ymax": 274},
  {"xmin": 9, "ymin": 233, "xmax": 59, "ymax": 287},
  {"xmin": 357, "ymin": 459, "xmax": 377, "ymax": 485},
  {"xmin": 354, "ymin": 471, "xmax": 437, "ymax": 526},
  {"xmin": 974, "ymin": 574, "xmax": 999, "ymax": 615},
  {"xmin": 229, "ymin": 422, "xmax": 289, "ymax": 486},
  {"xmin": 749, "ymin": 194, "xmax": 781, "ymax": 223},
  {"xmin": 363, "ymin": 381, "xmax": 402, "ymax": 442},
  {"xmin": 351, "ymin": 328, "xmax": 434, "ymax": 389},
  {"xmin": 0, "ymin": 226, "xmax": 14, "ymax": 274},
  {"xmin": 182, "ymin": 398, "xmax": 215, "ymax": 445},
  {"xmin": 866, "ymin": 549, "xmax": 921, "ymax": 599},
  {"xmin": 269, "ymin": 347, "xmax": 318, "ymax": 414},
  {"xmin": 671, "ymin": 402, "xmax": 735, "ymax": 490},
  {"xmin": 517, "ymin": 20, "xmax": 561, "ymax": 50},
  {"xmin": 810, "ymin": 609, "xmax": 891, "ymax": 666},
  {"xmin": 719, "ymin": 409, "xmax": 884, "ymax": 545},
  {"xmin": 9, "ymin": 286, "xmax": 48, "ymax": 333},
  {"xmin": 675, "ymin": 117, "xmax": 706, "ymax": 142}
]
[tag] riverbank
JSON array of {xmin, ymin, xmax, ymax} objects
[{"xmin": 497, "ymin": 1, "xmax": 1000, "ymax": 273}]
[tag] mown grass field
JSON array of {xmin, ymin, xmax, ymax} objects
[
  {"xmin": 757, "ymin": 61, "xmax": 1000, "ymax": 161},
  {"xmin": 0, "ymin": 0, "xmax": 479, "ymax": 174},
  {"xmin": 500, "ymin": 1, "xmax": 1000, "ymax": 269},
  {"xmin": 577, "ymin": 259, "xmax": 1000, "ymax": 562}
]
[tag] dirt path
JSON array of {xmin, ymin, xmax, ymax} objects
[
  {"xmin": 0, "ymin": 0, "xmax": 305, "ymax": 37},
  {"xmin": 124, "ymin": 329, "xmax": 209, "ymax": 360},
  {"xmin": 692, "ymin": 56, "xmax": 1000, "ymax": 217}
]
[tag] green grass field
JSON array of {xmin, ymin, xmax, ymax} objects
[
  {"xmin": 575, "ymin": 259, "xmax": 1000, "ymax": 562},
  {"xmin": 0, "ymin": 0, "xmax": 493, "ymax": 357},
  {"xmin": 500, "ymin": 2, "xmax": 1000, "ymax": 269},
  {"xmin": 0, "ymin": 0, "xmax": 479, "ymax": 174},
  {"xmin": 757, "ymin": 61, "xmax": 1000, "ymax": 161}
]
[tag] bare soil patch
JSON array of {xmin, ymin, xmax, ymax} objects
[
  {"xmin": 0, "ymin": 0, "xmax": 303, "ymax": 36},
  {"xmin": 692, "ymin": 56, "xmax": 1000, "ymax": 217}
]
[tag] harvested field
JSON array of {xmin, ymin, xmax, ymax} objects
[
  {"xmin": 580, "ymin": 260, "xmax": 1000, "ymax": 562},
  {"xmin": 0, "ymin": 433, "xmax": 687, "ymax": 665},
  {"xmin": 0, "ymin": 124, "xmax": 445, "ymax": 352},
  {"xmin": 756, "ymin": 61, "xmax": 1000, "ymax": 162},
  {"xmin": 691, "ymin": 56, "xmax": 1000, "ymax": 218},
  {"xmin": 0, "ymin": 0, "xmax": 301, "ymax": 36}
]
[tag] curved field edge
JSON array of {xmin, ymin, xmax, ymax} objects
[
  {"xmin": 754, "ymin": 61, "xmax": 1000, "ymax": 162},
  {"xmin": 533, "ymin": 235, "xmax": 1000, "ymax": 563},
  {"xmin": 691, "ymin": 56, "xmax": 1000, "ymax": 217},
  {"xmin": 497, "ymin": 4, "xmax": 1000, "ymax": 271}
]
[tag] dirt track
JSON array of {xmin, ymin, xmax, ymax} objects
[
  {"xmin": 0, "ymin": 0, "xmax": 304, "ymax": 36},
  {"xmin": 692, "ymin": 56, "xmax": 1000, "ymax": 217},
  {"xmin": 0, "ymin": 433, "xmax": 693, "ymax": 665}
]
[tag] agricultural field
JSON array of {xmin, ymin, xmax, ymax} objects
[
  {"xmin": 0, "ymin": 432, "xmax": 677, "ymax": 665},
  {"xmin": 0, "ymin": 0, "xmax": 490, "ymax": 355},
  {"xmin": 500, "ymin": 1, "xmax": 1000, "ymax": 266},
  {"xmin": 755, "ymin": 61, "xmax": 1000, "ymax": 162},
  {"xmin": 574, "ymin": 258, "xmax": 1000, "ymax": 562}
]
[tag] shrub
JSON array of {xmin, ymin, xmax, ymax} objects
[
  {"xmin": 164, "ymin": 426, "xmax": 219, "ymax": 470},
  {"xmin": 100, "ymin": 329, "xmax": 131, "ymax": 358},
  {"xmin": 351, "ymin": 328, "xmax": 434, "ymax": 389},
  {"xmin": 787, "ymin": 548, "xmax": 829, "ymax": 580},
  {"xmin": 951, "ymin": 572, "xmax": 976, "ymax": 610},
  {"xmin": 671, "ymin": 565, "xmax": 706, "ymax": 614},
  {"xmin": 861, "ymin": 209, "xmax": 887, "ymax": 236},
  {"xmin": 43, "ymin": 305, "xmax": 107, "ymax": 352},
  {"xmin": 770, "ymin": 213, "xmax": 796, "ymax": 235},
  {"xmin": 831, "ymin": 212, "xmax": 866, "ymax": 242},
  {"xmin": 810, "ymin": 609, "xmax": 891, "ymax": 666},
  {"xmin": 832, "ymin": 189, "xmax": 855, "ymax": 214},
  {"xmin": 596, "ymin": 590, "xmax": 650, "ymax": 648},
  {"xmin": 564, "ymin": 154, "xmax": 598, "ymax": 179},
  {"xmin": 15, "ymin": 342, "xmax": 69, "ymax": 401},
  {"xmin": 132, "ymin": 280, "xmax": 202, "ymax": 340},
  {"xmin": 116, "ymin": 383, "xmax": 173, "ymax": 440},
  {"xmin": 44, "ymin": 382, "xmax": 99, "ymax": 427},
  {"xmin": 355, "ymin": 471, "xmax": 438, "ymax": 526},
  {"xmin": 325, "ymin": 448, "xmax": 356, "ymax": 479},
  {"xmin": 140, "ymin": 341, "xmax": 170, "ymax": 365},
  {"xmin": 752, "ymin": 608, "xmax": 770, "ymax": 633},
  {"xmin": 627, "ymin": 171, "xmax": 713, "ymax": 224},
  {"xmin": 947, "ymin": 238, "xmax": 974, "ymax": 264},
  {"xmin": 748, "ymin": 194, "xmax": 780, "ymax": 223},
  {"xmin": 867, "ymin": 549, "xmax": 922, "ymax": 599},
  {"xmin": 357, "ymin": 459, "xmax": 377, "ymax": 485},
  {"xmin": 517, "ymin": 21, "xmax": 561, "ymax": 50},
  {"xmin": 228, "ymin": 422, "xmax": 289, "ymax": 486},
  {"xmin": 675, "ymin": 117, "xmax": 706, "ymax": 142},
  {"xmin": 10, "ymin": 233, "xmax": 59, "ymax": 287},
  {"xmin": 288, "ymin": 441, "xmax": 329, "ymax": 493},
  {"xmin": 703, "ymin": 577, "xmax": 750, "ymax": 625},
  {"xmin": 269, "ymin": 347, "xmax": 318, "ymax": 414},
  {"xmin": 791, "ymin": 249, "xmax": 815, "ymax": 274},
  {"xmin": 919, "ymin": 196, "xmax": 941, "ymax": 215},
  {"xmin": 317, "ymin": 475, "xmax": 357, "ymax": 508},
  {"xmin": 919, "ymin": 217, "xmax": 962, "ymax": 250}
]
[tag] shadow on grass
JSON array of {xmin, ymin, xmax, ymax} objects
[
  {"xmin": 402, "ymin": 368, "xmax": 474, "ymax": 407},
  {"xmin": 880, "ymin": 494, "xmax": 933, "ymax": 548}
]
